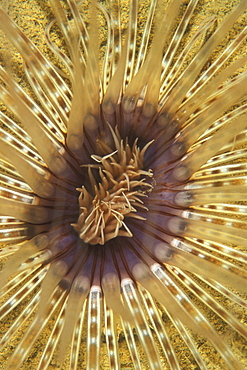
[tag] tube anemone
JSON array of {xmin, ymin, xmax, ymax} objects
[{"xmin": 0, "ymin": 0, "xmax": 247, "ymax": 369}]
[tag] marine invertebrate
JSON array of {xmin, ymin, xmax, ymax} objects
[{"xmin": 0, "ymin": 0, "xmax": 247, "ymax": 368}]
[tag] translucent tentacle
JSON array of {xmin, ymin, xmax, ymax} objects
[
  {"xmin": 122, "ymin": 279, "xmax": 163, "ymax": 370},
  {"xmin": 104, "ymin": 303, "xmax": 121, "ymax": 370},
  {"xmin": 86, "ymin": 286, "xmax": 102, "ymax": 370}
]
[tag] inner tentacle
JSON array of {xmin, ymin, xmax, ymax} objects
[{"xmin": 72, "ymin": 126, "xmax": 154, "ymax": 245}]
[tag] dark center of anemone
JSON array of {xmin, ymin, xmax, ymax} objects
[{"xmin": 72, "ymin": 126, "xmax": 154, "ymax": 245}]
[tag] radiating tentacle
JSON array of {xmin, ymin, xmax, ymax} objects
[
  {"xmin": 86, "ymin": 286, "xmax": 102, "ymax": 370},
  {"xmin": 103, "ymin": 303, "xmax": 121, "ymax": 370},
  {"xmin": 122, "ymin": 279, "xmax": 163, "ymax": 370}
]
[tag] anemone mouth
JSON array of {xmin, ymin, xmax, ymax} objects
[{"xmin": 72, "ymin": 125, "xmax": 154, "ymax": 245}]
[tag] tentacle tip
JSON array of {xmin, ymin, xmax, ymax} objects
[
  {"xmin": 174, "ymin": 191, "xmax": 193, "ymax": 207},
  {"xmin": 67, "ymin": 133, "xmax": 83, "ymax": 152}
]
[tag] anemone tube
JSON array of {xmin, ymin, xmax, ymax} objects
[{"xmin": 0, "ymin": 0, "xmax": 247, "ymax": 369}]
